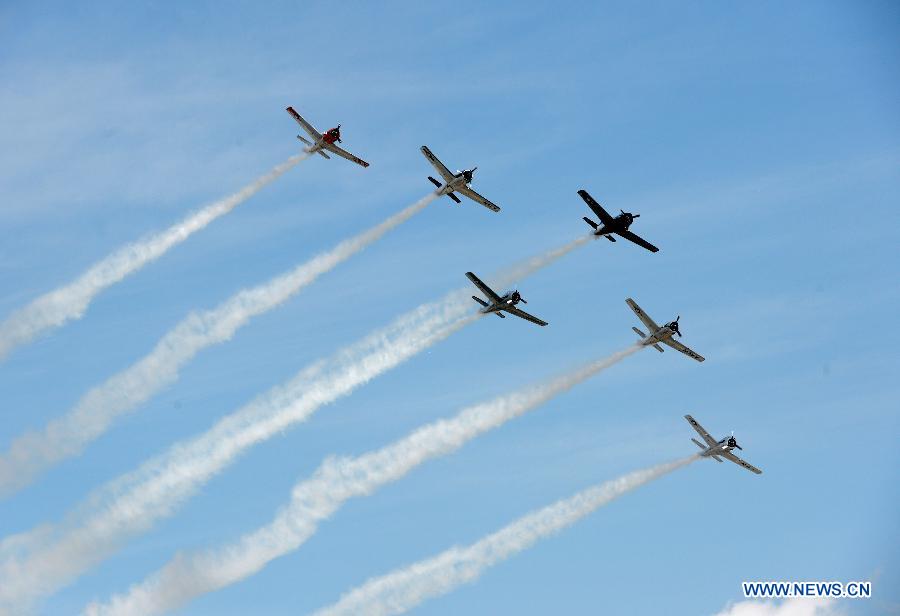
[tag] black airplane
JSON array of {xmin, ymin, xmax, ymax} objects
[{"xmin": 577, "ymin": 189, "xmax": 659, "ymax": 253}]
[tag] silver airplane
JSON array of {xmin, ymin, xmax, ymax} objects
[
  {"xmin": 285, "ymin": 107, "xmax": 370, "ymax": 167},
  {"xmin": 420, "ymin": 146, "xmax": 500, "ymax": 212},
  {"xmin": 685, "ymin": 414, "xmax": 762, "ymax": 474},
  {"xmin": 626, "ymin": 298, "xmax": 705, "ymax": 362},
  {"xmin": 466, "ymin": 272, "xmax": 547, "ymax": 326}
]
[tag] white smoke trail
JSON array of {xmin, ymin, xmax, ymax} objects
[
  {"xmin": 0, "ymin": 193, "xmax": 437, "ymax": 498},
  {"xmin": 0, "ymin": 235, "xmax": 589, "ymax": 614},
  {"xmin": 0, "ymin": 154, "xmax": 308, "ymax": 362},
  {"xmin": 312, "ymin": 456, "xmax": 698, "ymax": 616},
  {"xmin": 85, "ymin": 343, "xmax": 641, "ymax": 616}
]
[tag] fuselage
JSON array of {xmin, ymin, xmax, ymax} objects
[
  {"xmin": 639, "ymin": 326, "xmax": 675, "ymax": 346},
  {"xmin": 593, "ymin": 213, "xmax": 634, "ymax": 237},
  {"xmin": 322, "ymin": 127, "xmax": 341, "ymax": 144},
  {"xmin": 480, "ymin": 293, "xmax": 520, "ymax": 314},
  {"xmin": 437, "ymin": 171, "xmax": 474, "ymax": 195},
  {"xmin": 700, "ymin": 437, "xmax": 739, "ymax": 457},
  {"xmin": 304, "ymin": 127, "xmax": 341, "ymax": 154}
]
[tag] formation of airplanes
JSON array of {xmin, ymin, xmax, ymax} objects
[{"xmin": 284, "ymin": 106, "xmax": 760, "ymax": 476}]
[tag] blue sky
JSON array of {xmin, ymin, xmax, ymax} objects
[{"xmin": 1, "ymin": 1, "xmax": 898, "ymax": 614}]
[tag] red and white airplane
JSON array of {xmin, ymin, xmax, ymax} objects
[{"xmin": 285, "ymin": 107, "xmax": 370, "ymax": 168}]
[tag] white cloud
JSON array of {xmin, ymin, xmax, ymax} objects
[{"xmin": 714, "ymin": 597, "xmax": 842, "ymax": 616}]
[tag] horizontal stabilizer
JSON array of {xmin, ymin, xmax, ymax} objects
[
  {"xmin": 605, "ymin": 235, "xmax": 616, "ymax": 242},
  {"xmin": 652, "ymin": 344, "xmax": 664, "ymax": 353},
  {"xmin": 427, "ymin": 176, "xmax": 443, "ymax": 188},
  {"xmin": 317, "ymin": 150, "xmax": 331, "ymax": 160},
  {"xmin": 472, "ymin": 296, "xmax": 489, "ymax": 307},
  {"xmin": 631, "ymin": 326, "xmax": 646, "ymax": 338},
  {"xmin": 495, "ymin": 311, "xmax": 506, "ymax": 318},
  {"xmin": 296, "ymin": 135, "xmax": 313, "ymax": 146},
  {"xmin": 691, "ymin": 438, "xmax": 707, "ymax": 451},
  {"xmin": 711, "ymin": 455, "xmax": 723, "ymax": 463},
  {"xmin": 447, "ymin": 192, "xmax": 462, "ymax": 204},
  {"xmin": 582, "ymin": 216, "xmax": 598, "ymax": 229}
]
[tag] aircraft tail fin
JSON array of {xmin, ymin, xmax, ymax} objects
[
  {"xmin": 427, "ymin": 176, "xmax": 443, "ymax": 188},
  {"xmin": 471, "ymin": 296, "xmax": 489, "ymax": 308},
  {"xmin": 691, "ymin": 438, "xmax": 707, "ymax": 451}
]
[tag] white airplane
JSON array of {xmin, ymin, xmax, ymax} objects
[
  {"xmin": 285, "ymin": 106, "xmax": 370, "ymax": 168},
  {"xmin": 626, "ymin": 298, "xmax": 705, "ymax": 362},
  {"xmin": 685, "ymin": 414, "xmax": 762, "ymax": 474},
  {"xmin": 420, "ymin": 146, "xmax": 500, "ymax": 212},
  {"xmin": 466, "ymin": 272, "xmax": 548, "ymax": 326}
]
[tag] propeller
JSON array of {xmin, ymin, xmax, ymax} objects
[{"xmin": 620, "ymin": 210, "xmax": 640, "ymax": 225}]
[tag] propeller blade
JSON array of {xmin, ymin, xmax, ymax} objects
[{"xmin": 633, "ymin": 213, "xmax": 640, "ymax": 218}]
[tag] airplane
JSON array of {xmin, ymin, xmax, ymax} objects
[
  {"xmin": 420, "ymin": 146, "xmax": 500, "ymax": 212},
  {"xmin": 466, "ymin": 272, "xmax": 547, "ymax": 326},
  {"xmin": 626, "ymin": 298, "xmax": 705, "ymax": 362},
  {"xmin": 685, "ymin": 414, "xmax": 762, "ymax": 474},
  {"xmin": 285, "ymin": 106, "xmax": 370, "ymax": 168},
  {"xmin": 577, "ymin": 189, "xmax": 659, "ymax": 253}
]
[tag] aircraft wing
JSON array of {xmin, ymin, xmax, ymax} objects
[
  {"xmin": 455, "ymin": 185, "xmax": 501, "ymax": 212},
  {"xmin": 502, "ymin": 305, "xmax": 548, "ymax": 327},
  {"xmin": 323, "ymin": 142, "xmax": 370, "ymax": 168},
  {"xmin": 625, "ymin": 298, "xmax": 659, "ymax": 333},
  {"xmin": 577, "ymin": 190, "xmax": 615, "ymax": 226},
  {"xmin": 661, "ymin": 337, "xmax": 705, "ymax": 362},
  {"xmin": 285, "ymin": 107, "xmax": 321, "ymax": 140},
  {"xmin": 616, "ymin": 229, "xmax": 659, "ymax": 253},
  {"xmin": 684, "ymin": 414, "xmax": 718, "ymax": 447},
  {"xmin": 721, "ymin": 450, "xmax": 762, "ymax": 475},
  {"xmin": 465, "ymin": 272, "xmax": 502, "ymax": 303},
  {"xmin": 420, "ymin": 146, "xmax": 456, "ymax": 183}
]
